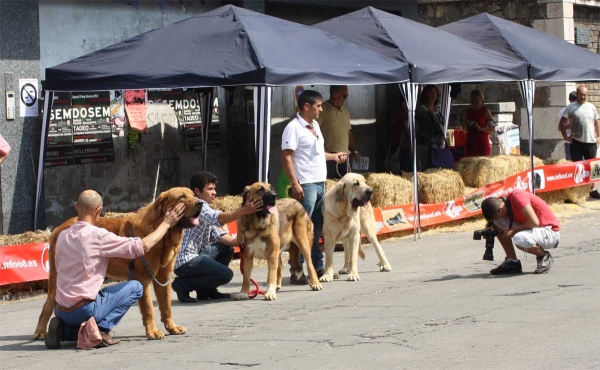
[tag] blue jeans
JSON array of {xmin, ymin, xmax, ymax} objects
[
  {"xmin": 291, "ymin": 182, "xmax": 324, "ymax": 272},
  {"xmin": 55, "ymin": 281, "xmax": 143, "ymax": 340},
  {"xmin": 173, "ymin": 243, "xmax": 234, "ymax": 294}
]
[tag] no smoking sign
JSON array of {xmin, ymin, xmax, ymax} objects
[{"xmin": 18, "ymin": 79, "xmax": 39, "ymax": 117}]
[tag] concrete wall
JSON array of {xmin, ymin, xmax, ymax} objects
[{"xmin": 0, "ymin": 0, "xmax": 42, "ymax": 234}]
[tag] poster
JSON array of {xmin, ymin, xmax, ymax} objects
[
  {"xmin": 71, "ymin": 92, "xmax": 115, "ymax": 164},
  {"xmin": 498, "ymin": 125, "xmax": 520, "ymax": 155},
  {"xmin": 45, "ymin": 92, "xmax": 74, "ymax": 167},
  {"xmin": 125, "ymin": 90, "xmax": 147, "ymax": 131},
  {"xmin": 109, "ymin": 90, "xmax": 125, "ymax": 132},
  {"xmin": 19, "ymin": 79, "xmax": 39, "ymax": 117}
]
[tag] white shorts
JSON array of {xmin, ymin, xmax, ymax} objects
[{"xmin": 494, "ymin": 218, "xmax": 560, "ymax": 250}]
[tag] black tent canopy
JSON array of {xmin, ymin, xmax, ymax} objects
[
  {"xmin": 35, "ymin": 5, "xmax": 410, "ymax": 229},
  {"xmin": 440, "ymin": 13, "xmax": 600, "ymax": 82}
]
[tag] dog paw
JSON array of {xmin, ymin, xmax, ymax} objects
[
  {"xmin": 338, "ymin": 267, "xmax": 349, "ymax": 275},
  {"xmin": 276, "ymin": 285, "xmax": 281, "ymax": 291},
  {"xmin": 347, "ymin": 271, "xmax": 360, "ymax": 281},
  {"xmin": 319, "ymin": 273, "xmax": 333, "ymax": 282},
  {"xmin": 379, "ymin": 263, "xmax": 392, "ymax": 272},
  {"xmin": 234, "ymin": 292, "xmax": 249, "ymax": 301},
  {"xmin": 310, "ymin": 282, "xmax": 323, "ymax": 291},
  {"xmin": 264, "ymin": 292, "xmax": 277, "ymax": 301},
  {"xmin": 147, "ymin": 330, "xmax": 166, "ymax": 340},
  {"xmin": 166, "ymin": 325, "xmax": 187, "ymax": 335},
  {"xmin": 32, "ymin": 331, "xmax": 47, "ymax": 340}
]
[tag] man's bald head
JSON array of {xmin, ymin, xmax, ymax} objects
[
  {"xmin": 76, "ymin": 190, "xmax": 103, "ymax": 212},
  {"xmin": 576, "ymin": 85, "xmax": 588, "ymax": 104}
]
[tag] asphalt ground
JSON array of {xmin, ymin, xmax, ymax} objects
[{"xmin": 1, "ymin": 205, "xmax": 599, "ymax": 370}]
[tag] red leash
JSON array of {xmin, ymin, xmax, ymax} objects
[{"xmin": 239, "ymin": 240, "xmax": 266, "ymax": 299}]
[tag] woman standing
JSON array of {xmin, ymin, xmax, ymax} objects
[
  {"xmin": 464, "ymin": 90, "xmax": 495, "ymax": 157},
  {"xmin": 415, "ymin": 85, "xmax": 449, "ymax": 170}
]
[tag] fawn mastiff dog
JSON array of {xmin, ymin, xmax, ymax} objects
[
  {"xmin": 321, "ymin": 173, "xmax": 392, "ymax": 282},
  {"xmin": 235, "ymin": 182, "xmax": 322, "ymax": 300},
  {"xmin": 32, "ymin": 187, "xmax": 201, "ymax": 340}
]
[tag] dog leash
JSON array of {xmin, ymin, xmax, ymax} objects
[
  {"xmin": 238, "ymin": 237, "xmax": 265, "ymax": 299},
  {"xmin": 128, "ymin": 226, "xmax": 172, "ymax": 287},
  {"xmin": 336, "ymin": 159, "xmax": 352, "ymax": 178}
]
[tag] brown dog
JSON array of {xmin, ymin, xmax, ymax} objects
[
  {"xmin": 32, "ymin": 187, "xmax": 201, "ymax": 340},
  {"xmin": 235, "ymin": 182, "xmax": 322, "ymax": 300}
]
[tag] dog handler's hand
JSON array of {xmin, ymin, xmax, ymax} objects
[
  {"xmin": 163, "ymin": 203, "xmax": 186, "ymax": 228},
  {"xmin": 291, "ymin": 182, "xmax": 304, "ymax": 201},
  {"xmin": 242, "ymin": 196, "xmax": 264, "ymax": 215}
]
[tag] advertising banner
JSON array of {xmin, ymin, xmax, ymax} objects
[
  {"xmin": 71, "ymin": 92, "xmax": 115, "ymax": 164},
  {"xmin": 45, "ymin": 92, "xmax": 74, "ymax": 167},
  {"xmin": 0, "ymin": 243, "xmax": 49, "ymax": 286}
]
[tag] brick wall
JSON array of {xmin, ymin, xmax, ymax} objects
[{"xmin": 574, "ymin": 4, "xmax": 600, "ymax": 110}]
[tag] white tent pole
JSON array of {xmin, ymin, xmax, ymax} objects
[
  {"xmin": 34, "ymin": 91, "xmax": 53, "ymax": 231},
  {"xmin": 519, "ymin": 79, "xmax": 536, "ymax": 194},
  {"xmin": 253, "ymin": 87, "xmax": 272, "ymax": 183},
  {"xmin": 401, "ymin": 80, "xmax": 420, "ymax": 240},
  {"xmin": 441, "ymin": 83, "xmax": 452, "ymax": 137}
]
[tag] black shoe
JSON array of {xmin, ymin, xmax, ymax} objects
[
  {"xmin": 490, "ymin": 259, "xmax": 522, "ymax": 275},
  {"xmin": 45, "ymin": 317, "xmax": 65, "ymax": 349},
  {"xmin": 172, "ymin": 278, "xmax": 196, "ymax": 303},
  {"xmin": 316, "ymin": 269, "xmax": 340, "ymax": 280},
  {"xmin": 197, "ymin": 288, "xmax": 231, "ymax": 300},
  {"xmin": 589, "ymin": 190, "xmax": 600, "ymax": 199},
  {"xmin": 289, "ymin": 273, "xmax": 309, "ymax": 285},
  {"xmin": 534, "ymin": 251, "xmax": 553, "ymax": 274}
]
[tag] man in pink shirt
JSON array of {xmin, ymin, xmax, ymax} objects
[
  {"xmin": 46, "ymin": 189, "xmax": 185, "ymax": 349},
  {"xmin": 481, "ymin": 190, "xmax": 560, "ymax": 275}
]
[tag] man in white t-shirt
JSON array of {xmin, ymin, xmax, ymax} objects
[
  {"xmin": 559, "ymin": 85, "xmax": 600, "ymax": 199},
  {"xmin": 281, "ymin": 90, "xmax": 348, "ymax": 284},
  {"xmin": 557, "ymin": 91, "xmax": 577, "ymax": 160}
]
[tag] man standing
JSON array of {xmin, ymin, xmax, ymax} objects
[
  {"xmin": 172, "ymin": 172, "xmax": 263, "ymax": 303},
  {"xmin": 557, "ymin": 91, "xmax": 577, "ymax": 160},
  {"xmin": 481, "ymin": 189, "xmax": 560, "ymax": 275},
  {"xmin": 47, "ymin": 190, "xmax": 185, "ymax": 349},
  {"xmin": 317, "ymin": 85, "xmax": 359, "ymax": 179},
  {"xmin": 281, "ymin": 90, "xmax": 348, "ymax": 283},
  {"xmin": 559, "ymin": 85, "xmax": 600, "ymax": 199}
]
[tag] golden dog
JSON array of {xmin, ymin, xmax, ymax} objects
[
  {"xmin": 321, "ymin": 173, "xmax": 392, "ymax": 282},
  {"xmin": 235, "ymin": 182, "xmax": 322, "ymax": 300},
  {"xmin": 32, "ymin": 187, "xmax": 201, "ymax": 340}
]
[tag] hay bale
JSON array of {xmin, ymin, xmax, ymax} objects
[
  {"xmin": 0, "ymin": 229, "xmax": 52, "ymax": 247},
  {"xmin": 363, "ymin": 172, "xmax": 413, "ymax": 207},
  {"xmin": 402, "ymin": 169, "xmax": 465, "ymax": 204},
  {"xmin": 104, "ymin": 212, "xmax": 134, "ymax": 219},
  {"xmin": 212, "ymin": 195, "xmax": 243, "ymax": 212},
  {"xmin": 455, "ymin": 156, "xmax": 485, "ymax": 187},
  {"xmin": 467, "ymin": 155, "xmax": 544, "ymax": 188}
]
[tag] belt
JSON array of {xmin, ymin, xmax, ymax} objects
[{"xmin": 56, "ymin": 299, "xmax": 93, "ymax": 313}]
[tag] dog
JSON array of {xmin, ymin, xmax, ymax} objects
[
  {"xmin": 321, "ymin": 173, "xmax": 392, "ymax": 282},
  {"xmin": 235, "ymin": 182, "xmax": 322, "ymax": 301},
  {"xmin": 32, "ymin": 187, "xmax": 201, "ymax": 341}
]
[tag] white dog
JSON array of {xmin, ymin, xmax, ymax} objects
[{"xmin": 321, "ymin": 173, "xmax": 392, "ymax": 282}]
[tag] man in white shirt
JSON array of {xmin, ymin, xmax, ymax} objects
[
  {"xmin": 281, "ymin": 90, "xmax": 348, "ymax": 283},
  {"xmin": 557, "ymin": 91, "xmax": 577, "ymax": 160},
  {"xmin": 559, "ymin": 85, "xmax": 600, "ymax": 199}
]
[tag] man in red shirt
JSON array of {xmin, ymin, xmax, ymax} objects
[
  {"xmin": 481, "ymin": 190, "xmax": 560, "ymax": 275},
  {"xmin": 46, "ymin": 190, "xmax": 185, "ymax": 349}
]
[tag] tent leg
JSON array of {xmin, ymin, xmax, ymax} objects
[{"xmin": 34, "ymin": 91, "xmax": 53, "ymax": 231}]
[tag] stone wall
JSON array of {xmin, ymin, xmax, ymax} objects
[{"xmin": 574, "ymin": 4, "xmax": 600, "ymax": 111}]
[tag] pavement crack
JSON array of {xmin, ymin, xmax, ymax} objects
[{"xmin": 219, "ymin": 362, "xmax": 260, "ymax": 367}]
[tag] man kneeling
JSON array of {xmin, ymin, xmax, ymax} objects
[
  {"xmin": 46, "ymin": 190, "xmax": 185, "ymax": 349},
  {"xmin": 481, "ymin": 189, "xmax": 560, "ymax": 275}
]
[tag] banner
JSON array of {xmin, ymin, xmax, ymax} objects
[
  {"xmin": 45, "ymin": 92, "xmax": 74, "ymax": 167},
  {"xmin": 2, "ymin": 160, "xmax": 598, "ymax": 286},
  {"xmin": 71, "ymin": 92, "xmax": 115, "ymax": 164}
]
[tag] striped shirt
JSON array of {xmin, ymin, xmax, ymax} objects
[{"xmin": 174, "ymin": 199, "xmax": 226, "ymax": 269}]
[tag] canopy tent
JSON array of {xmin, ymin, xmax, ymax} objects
[
  {"xmin": 315, "ymin": 7, "xmax": 529, "ymax": 238},
  {"xmin": 441, "ymin": 13, "xmax": 600, "ymax": 203},
  {"xmin": 35, "ymin": 5, "xmax": 410, "ymax": 229}
]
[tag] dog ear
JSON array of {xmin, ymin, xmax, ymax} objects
[
  {"xmin": 241, "ymin": 186, "xmax": 251, "ymax": 206},
  {"xmin": 153, "ymin": 191, "xmax": 170, "ymax": 218},
  {"xmin": 334, "ymin": 183, "xmax": 346, "ymax": 203}
]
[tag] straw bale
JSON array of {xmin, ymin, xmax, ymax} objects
[
  {"xmin": 325, "ymin": 179, "xmax": 339, "ymax": 193},
  {"xmin": 402, "ymin": 169, "xmax": 465, "ymax": 204},
  {"xmin": 455, "ymin": 156, "xmax": 485, "ymax": 187},
  {"xmin": 469, "ymin": 155, "xmax": 544, "ymax": 188},
  {"xmin": 0, "ymin": 229, "xmax": 52, "ymax": 247},
  {"xmin": 104, "ymin": 212, "xmax": 134, "ymax": 219},
  {"xmin": 212, "ymin": 195, "xmax": 243, "ymax": 212},
  {"xmin": 363, "ymin": 172, "xmax": 413, "ymax": 207}
]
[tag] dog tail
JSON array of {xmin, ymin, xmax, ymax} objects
[{"xmin": 358, "ymin": 245, "xmax": 366, "ymax": 260}]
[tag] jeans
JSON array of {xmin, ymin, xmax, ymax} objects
[
  {"xmin": 291, "ymin": 182, "xmax": 325, "ymax": 272},
  {"xmin": 55, "ymin": 281, "xmax": 143, "ymax": 340},
  {"xmin": 174, "ymin": 243, "xmax": 234, "ymax": 294}
]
